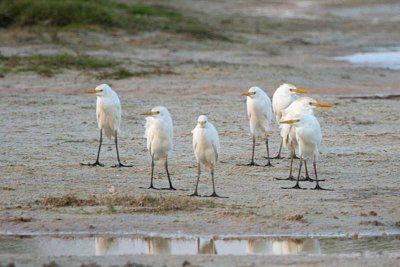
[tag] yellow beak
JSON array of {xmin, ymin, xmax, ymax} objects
[
  {"xmin": 241, "ymin": 92, "xmax": 255, "ymax": 96},
  {"xmin": 84, "ymin": 89, "xmax": 102, "ymax": 94},
  {"xmin": 140, "ymin": 111, "xmax": 158, "ymax": 116},
  {"xmin": 310, "ymin": 102, "xmax": 334, "ymax": 108},
  {"xmin": 290, "ymin": 88, "xmax": 310, "ymax": 94},
  {"xmin": 280, "ymin": 119, "xmax": 300, "ymax": 124}
]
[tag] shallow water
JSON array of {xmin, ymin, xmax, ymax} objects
[
  {"xmin": 336, "ymin": 48, "xmax": 400, "ymax": 70},
  {"xmin": 1, "ymin": 235, "xmax": 399, "ymax": 256}
]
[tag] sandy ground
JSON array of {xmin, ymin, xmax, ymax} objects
[{"xmin": 1, "ymin": 0, "xmax": 400, "ymax": 266}]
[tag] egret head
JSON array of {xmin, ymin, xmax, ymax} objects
[
  {"xmin": 141, "ymin": 106, "xmax": 169, "ymax": 118},
  {"xmin": 279, "ymin": 118, "xmax": 301, "ymax": 125},
  {"xmin": 241, "ymin": 86, "xmax": 263, "ymax": 98},
  {"xmin": 279, "ymin": 83, "xmax": 310, "ymax": 95},
  {"xmin": 295, "ymin": 96, "xmax": 334, "ymax": 108},
  {"xmin": 84, "ymin": 84, "xmax": 112, "ymax": 96},
  {"xmin": 197, "ymin": 115, "xmax": 208, "ymax": 128},
  {"xmin": 280, "ymin": 113, "xmax": 317, "ymax": 125}
]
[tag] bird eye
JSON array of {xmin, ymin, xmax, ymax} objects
[{"xmin": 157, "ymin": 111, "xmax": 160, "ymax": 114}]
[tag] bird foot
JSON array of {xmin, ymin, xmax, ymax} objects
[
  {"xmin": 80, "ymin": 161, "xmax": 104, "ymax": 167},
  {"xmin": 263, "ymin": 162, "xmax": 274, "ymax": 167},
  {"xmin": 139, "ymin": 185, "xmax": 161, "ymax": 190},
  {"xmin": 271, "ymin": 155, "xmax": 283, "ymax": 159},
  {"xmin": 275, "ymin": 176, "xmax": 296, "ymax": 181},
  {"xmin": 300, "ymin": 176, "xmax": 326, "ymax": 182},
  {"xmin": 112, "ymin": 162, "xmax": 133, "ymax": 168},
  {"xmin": 311, "ymin": 184, "xmax": 332, "ymax": 191},
  {"xmin": 189, "ymin": 192, "xmax": 201, "ymax": 197},
  {"xmin": 161, "ymin": 186, "xmax": 177, "ymax": 191},
  {"xmin": 204, "ymin": 192, "xmax": 228, "ymax": 198},
  {"xmin": 293, "ymin": 155, "xmax": 300, "ymax": 159},
  {"xmin": 281, "ymin": 184, "xmax": 306, "ymax": 190},
  {"xmin": 237, "ymin": 162, "xmax": 261, "ymax": 167}
]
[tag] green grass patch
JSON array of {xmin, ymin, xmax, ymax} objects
[
  {"xmin": 0, "ymin": 53, "xmax": 116, "ymax": 77},
  {"xmin": 0, "ymin": 0, "xmax": 224, "ymax": 39}
]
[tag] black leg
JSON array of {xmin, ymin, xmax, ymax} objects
[
  {"xmin": 162, "ymin": 157, "xmax": 176, "ymax": 190},
  {"xmin": 238, "ymin": 135, "xmax": 260, "ymax": 166},
  {"xmin": 272, "ymin": 139, "xmax": 283, "ymax": 159},
  {"xmin": 204, "ymin": 166, "xmax": 228, "ymax": 198},
  {"xmin": 282, "ymin": 156, "xmax": 305, "ymax": 190},
  {"xmin": 300, "ymin": 160, "xmax": 313, "ymax": 181},
  {"xmin": 189, "ymin": 164, "xmax": 201, "ymax": 197},
  {"xmin": 275, "ymin": 147, "xmax": 296, "ymax": 181},
  {"xmin": 264, "ymin": 137, "xmax": 273, "ymax": 167},
  {"xmin": 81, "ymin": 129, "xmax": 104, "ymax": 167},
  {"xmin": 148, "ymin": 157, "xmax": 159, "ymax": 190},
  {"xmin": 113, "ymin": 131, "xmax": 133, "ymax": 168},
  {"xmin": 302, "ymin": 160, "xmax": 325, "ymax": 182},
  {"xmin": 311, "ymin": 160, "xmax": 331, "ymax": 191}
]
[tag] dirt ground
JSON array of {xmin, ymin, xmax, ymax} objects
[{"xmin": 1, "ymin": 0, "xmax": 400, "ymax": 266}]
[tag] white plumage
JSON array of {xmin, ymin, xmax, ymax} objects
[
  {"xmin": 278, "ymin": 97, "xmax": 333, "ymax": 180},
  {"xmin": 280, "ymin": 113, "xmax": 329, "ymax": 190},
  {"xmin": 190, "ymin": 115, "xmax": 224, "ymax": 198},
  {"xmin": 142, "ymin": 106, "xmax": 175, "ymax": 190},
  {"xmin": 144, "ymin": 106, "xmax": 173, "ymax": 161},
  {"xmin": 95, "ymin": 84, "xmax": 121, "ymax": 139},
  {"xmin": 82, "ymin": 84, "xmax": 131, "ymax": 167},
  {"xmin": 242, "ymin": 86, "xmax": 273, "ymax": 166},
  {"xmin": 280, "ymin": 97, "xmax": 317, "ymax": 152},
  {"xmin": 272, "ymin": 83, "xmax": 309, "ymax": 158},
  {"xmin": 295, "ymin": 114, "xmax": 322, "ymax": 161}
]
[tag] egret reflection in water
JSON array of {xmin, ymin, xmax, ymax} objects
[
  {"xmin": 2, "ymin": 235, "xmax": 398, "ymax": 256},
  {"xmin": 271, "ymin": 239, "xmax": 321, "ymax": 255}
]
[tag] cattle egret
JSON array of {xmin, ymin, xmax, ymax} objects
[
  {"xmin": 280, "ymin": 114, "xmax": 330, "ymax": 190},
  {"xmin": 141, "ymin": 106, "xmax": 175, "ymax": 190},
  {"xmin": 241, "ymin": 86, "xmax": 273, "ymax": 166},
  {"xmin": 277, "ymin": 97, "xmax": 333, "ymax": 180},
  {"xmin": 272, "ymin": 83, "xmax": 309, "ymax": 158},
  {"xmin": 82, "ymin": 84, "xmax": 132, "ymax": 167},
  {"xmin": 190, "ymin": 115, "xmax": 226, "ymax": 198}
]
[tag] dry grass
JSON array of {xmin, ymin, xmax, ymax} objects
[
  {"xmin": 285, "ymin": 214, "xmax": 304, "ymax": 221},
  {"xmin": 34, "ymin": 193, "xmax": 217, "ymax": 213}
]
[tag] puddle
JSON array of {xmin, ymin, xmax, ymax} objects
[
  {"xmin": 1, "ymin": 235, "xmax": 399, "ymax": 256},
  {"xmin": 327, "ymin": 4, "xmax": 400, "ymax": 21},
  {"xmin": 336, "ymin": 48, "xmax": 400, "ymax": 70}
]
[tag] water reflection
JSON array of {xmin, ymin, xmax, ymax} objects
[
  {"xmin": 0, "ymin": 235, "xmax": 398, "ymax": 257},
  {"xmin": 64, "ymin": 237, "xmax": 321, "ymax": 256},
  {"xmin": 271, "ymin": 239, "xmax": 321, "ymax": 255},
  {"xmin": 198, "ymin": 238, "xmax": 217, "ymax": 254}
]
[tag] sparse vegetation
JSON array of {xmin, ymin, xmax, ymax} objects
[
  {"xmin": 0, "ymin": 54, "xmax": 116, "ymax": 77},
  {"xmin": 0, "ymin": 0, "xmax": 224, "ymax": 39},
  {"xmin": 96, "ymin": 67, "xmax": 177, "ymax": 80},
  {"xmin": 0, "ymin": 54, "xmax": 179, "ymax": 78},
  {"xmin": 35, "ymin": 193, "xmax": 217, "ymax": 213}
]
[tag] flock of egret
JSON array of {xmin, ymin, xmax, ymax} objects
[{"xmin": 82, "ymin": 83, "xmax": 333, "ymax": 197}]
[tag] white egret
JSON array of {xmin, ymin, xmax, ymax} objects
[
  {"xmin": 82, "ymin": 84, "xmax": 132, "ymax": 167},
  {"xmin": 280, "ymin": 114, "xmax": 330, "ymax": 190},
  {"xmin": 241, "ymin": 86, "xmax": 273, "ymax": 166},
  {"xmin": 190, "ymin": 115, "xmax": 226, "ymax": 198},
  {"xmin": 277, "ymin": 97, "xmax": 333, "ymax": 180},
  {"xmin": 272, "ymin": 83, "xmax": 309, "ymax": 158},
  {"xmin": 141, "ymin": 106, "xmax": 175, "ymax": 190}
]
